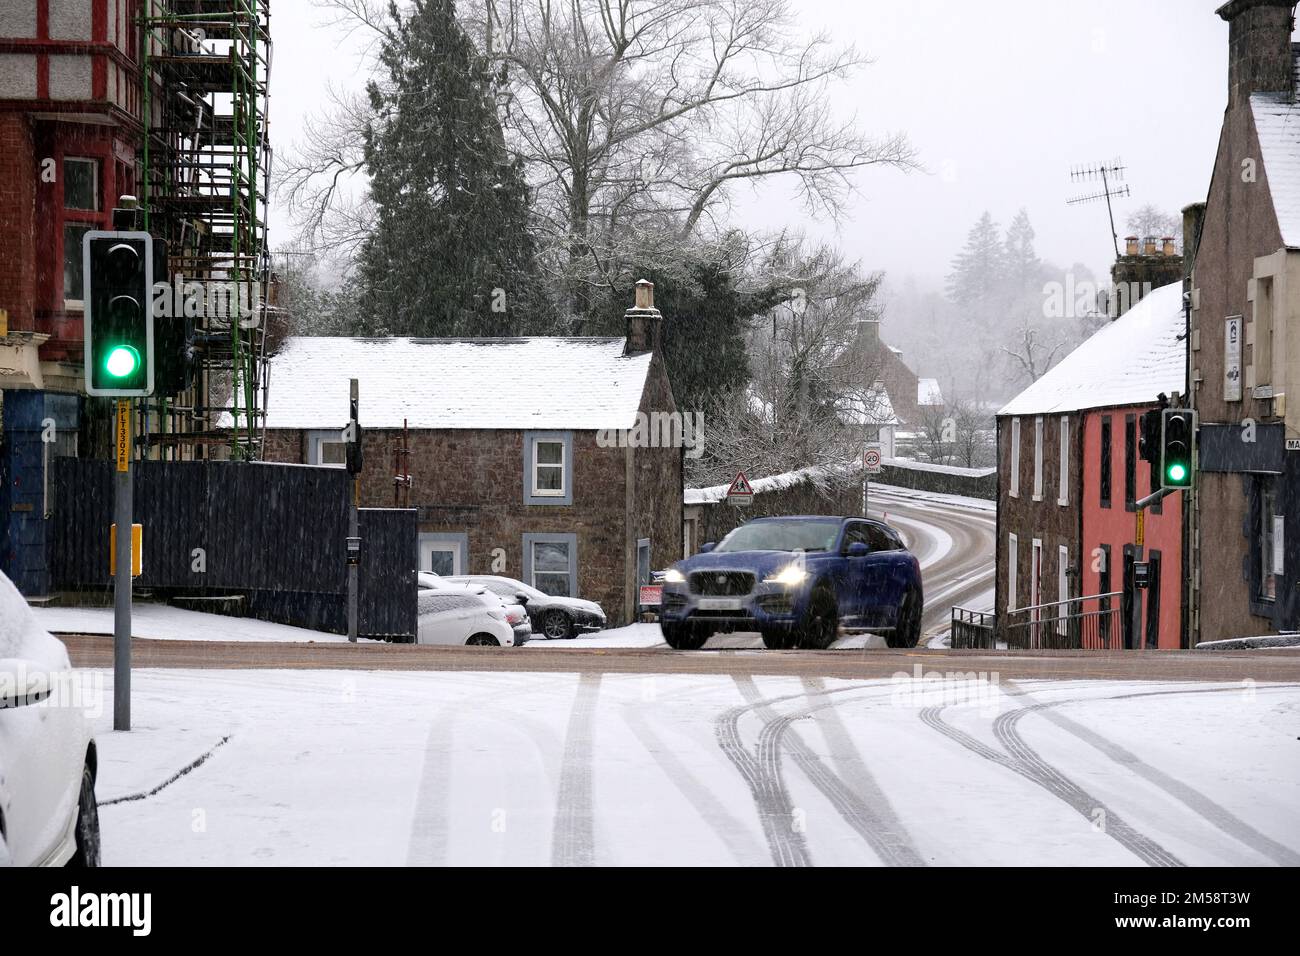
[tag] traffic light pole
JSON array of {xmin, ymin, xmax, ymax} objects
[
  {"xmin": 1135, "ymin": 486, "xmax": 1176, "ymax": 511},
  {"xmin": 113, "ymin": 399, "xmax": 132, "ymax": 731}
]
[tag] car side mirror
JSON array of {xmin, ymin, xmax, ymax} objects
[
  {"xmin": 846, "ymin": 542, "xmax": 870, "ymax": 558},
  {"xmin": 515, "ymin": 593, "xmax": 530, "ymax": 606},
  {"xmin": 0, "ymin": 659, "xmax": 53, "ymax": 708},
  {"xmin": 699, "ymin": 542, "xmax": 716, "ymax": 554}
]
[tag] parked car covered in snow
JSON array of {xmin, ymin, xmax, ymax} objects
[
  {"xmin": 416, "ymin": 585, "xmax": 529, "ymax": 647},
  {"xmin": 0, "ymin": 571, "xmax": 100, "ymax": 866},
  {"xmin": 444, "ymin": 575, "xmax": 606, "ymax": 639}
]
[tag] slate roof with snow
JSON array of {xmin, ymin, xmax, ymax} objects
[
  {"xmin": 260, "ymin": 336, "xmax": 655, "ymax": 430},
  {"xmin": 842, "ymin": 383, "xmax": 901, "ymax": 426},
  {"xmin": 1252, "ymin": 89, "xmax": 1300, "ymax": 249},
  {"xmin": 997, "ymin": 281, "xmax": 1185, "ymax": 417}
]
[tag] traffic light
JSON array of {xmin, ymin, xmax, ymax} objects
[
  {"xmin": 83, "ymin": 231, "xmax": 154, "ymax": 396},
  {"xmin": 1137, "ymin": 409, "xmax": 1162, "ymax": 493},
  {"xmin": 1160, "ymin": 408, "xmax": 1196, "ymax": 490}
]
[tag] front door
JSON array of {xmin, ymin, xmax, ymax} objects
[{"xmin": 420, "ymin": 540, "xmax": 461, "ymax": 576}]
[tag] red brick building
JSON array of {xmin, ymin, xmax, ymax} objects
[
  {"xmin": 996, "ymin": 281, "xmax": 1187, "ymax": 647},
  {"xmin": 255, "ymin": 288, "xmax": 684, "ymax": 626},
  {"xmin": 1, "ymin": 1, "xmax": 143, "ymax": 592}
]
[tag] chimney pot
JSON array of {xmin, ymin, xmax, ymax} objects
[
  {"xmin": 1162, "ymin": 236, "xmax": 1177, "ymax": 256},
  {"xmin": 635, "ymin": 279, "xmax": 654, "ymax": 310},
  {"xmin": 624, "ymin": 280, "xmax": 662, "ymax": 354},
  {"xmin": 1143, "ymin": 236, "xmax": 1158, "ymax": 256},
  {"xmin": 1125, "ymin": 236, "xmax": 1140, "ymax": 256}
]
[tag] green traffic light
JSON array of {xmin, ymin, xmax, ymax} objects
[
  {"xmin": 1167, "ymin": 462, "xmax": 1187, "ymax": 483},
  {"xmin": 105, "ymin": 345, "xmax": 140, "ymax": 379}
]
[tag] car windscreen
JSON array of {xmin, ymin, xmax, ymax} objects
[{"xmin": 713, "ymin": 519, "xmax": 841, "ymax": 553}]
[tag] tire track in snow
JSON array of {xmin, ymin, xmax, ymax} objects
[
  {"xmin": 767, "ymin": 677, "xmax": 927, "ymax": 865},
  {"xmin": 621, "ymin": 700, "xmax": 770, "ymax": 866},
  {"xmin": 997, "ymin": 682, "xmax": 1300, "ymax": 867},
  {"xmin": 551, "ymin": 673, "xmax": 602, "ymax": 867},
  {"xmin": 716, "ymin": 686, "xmax": 812, "ymax": 866},
  {"xmin": 920, "ymin": 698, "xmax": 1181, "ymax": 866},
  {"xmin": 722, "ymin": 678, "xmax": 920, "ymax": 865}
]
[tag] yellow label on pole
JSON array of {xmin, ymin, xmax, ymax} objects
[
  {"xmin": 1135, "ymin": 509, "xmax": 1145, "ymax": 548},
  {"xmin": 110, "ymin": 523, "xmax": 143, "ymax": 577},
  {"xmin": 0, "ymin": 307, "xmax": 8, "ymax": 336},
  {"xmin": 116, "ymin": 400, "xmax": 131, "ymax": 472}
]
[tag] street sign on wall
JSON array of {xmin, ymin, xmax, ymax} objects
[{"xmin": 1225, "ymin": 315, "xmax": 1242, "ymax": 402}]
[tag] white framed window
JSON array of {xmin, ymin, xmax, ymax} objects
[
  {"xmin": 1009, "ymin": 417, "xmax": 1021, "ymax": 498},
  {"xmin": 523, "ymin": 532, "xmax": 578, "ymax": 597},
  {"xmin": 532, "ymin": 440, "xmax": 565, "ymax": 496},
  {"xmin": 1058, "ymin": 416, "xmax": 1069, "ymax": 506},
  {"xmin": 1057, "ymin": 545, "xmax": 1070, "ymax": 635},
  {"xmin": 1033, "ymin": 416, "xmax": 1044, "ymax": 501},
  {"xmin": 1007, "ymin": 532, "xmax": 1018, "ymax": 611},
  {"xmin": 523, "ymin": 431, "xmax": 573, "ymax": 505}
]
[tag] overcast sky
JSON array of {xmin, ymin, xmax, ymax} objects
[{"xmin": 267, "ymin": 0, "xmax": 1236, "ymax": 288}]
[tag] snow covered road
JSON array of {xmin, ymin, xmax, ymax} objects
[{"xmin": 89, "ymin": 668, "xmax": 1299, "ymax": 867}]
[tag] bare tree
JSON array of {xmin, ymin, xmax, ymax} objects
[
  {"xmin": 1001, "ymin": 323, "xmax": 1064, "ymax": 386},
  {"xmin": 285, "ymin": 0, "xmax": 917, "ymax": 312},
  {"xmin": 690, "ymin": 240, "xmax": 888, "ymax": 485}
]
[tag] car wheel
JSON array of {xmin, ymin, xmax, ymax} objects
[
  {"xmin": 66, "ymin": 761, "xmax": 100, "ymax": 867},
  {"xmin": 888, "ymin": 589, "xmax": 923, "ymax": 648},
  {"xmin": 466, "ymin": 633, "xmax": 501, "ymax": 647},
  {"xmin": 542, "ymin": 609, "xmax": 574, "ymax": 640},
  {"xmin": 797, "ymin": 584, "xmax": 839, "ymax": 650},
  {"xmin": 760, "ymin": 627, "xmax": 798, "ymax": 649},
  {"xmin": 661, "ymin": 621, "xmax": 708, "ymax": 650}
]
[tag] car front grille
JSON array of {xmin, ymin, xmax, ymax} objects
[{"xmin": 689, "ymin": 571, "xmax": 755, "ymax": 596}]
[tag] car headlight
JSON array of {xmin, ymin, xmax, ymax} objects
[
  {"xmin": 764, "ymin": 565, "xmax": 808, "ymax": 586},
  {"xmin": 663, "ymin": 568, "xmax": 686, "ymax": 583}
]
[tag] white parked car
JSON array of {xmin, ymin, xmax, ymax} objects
[
  {"xmin": 416, "ymin": 585, "xmax": 526, "ymax": 647},
  {"xmin": 417, "ymin": 573, "xmax": 530, "ymax": 644},
  {"xmin": 0, "ymin": 571, "xmax": 99, "ymax": 866},
  {"xmin": 444, "ymin": 575, "xmax": 606, "ymax": 639}
]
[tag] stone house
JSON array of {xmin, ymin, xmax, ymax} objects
[
  {"xmin": 259, "ymin": 284, "xmax": 683, "ymax": 626},
  {"xmin": 1187, "ymin": 0, "xmax": 1300, "ymax": 640}
]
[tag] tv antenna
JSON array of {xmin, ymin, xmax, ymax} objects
[{"xmin": 1067, "ymin": 159, "xmax": 1131, "ymax": 258}]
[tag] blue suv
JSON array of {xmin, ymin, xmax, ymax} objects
[{"xmin": 659, "ymin": 515, "xmax": 923, "ymax": 650}]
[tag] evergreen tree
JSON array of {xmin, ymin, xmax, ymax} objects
[
  {"xmin": 945, "ymin": 211, "xmax": 1005, "ymax": 312},
  {"xmin": 357, "ymin": 0, "xmax": 547, "ymax": 336},
  {"xmin": 1003, "ymin": 208, "xmax": 1041, "ymax": 291}
]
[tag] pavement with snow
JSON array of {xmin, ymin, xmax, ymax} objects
[{"xmin": 88, "ymin": 668, "xmax": 1300, "ymax": 866}]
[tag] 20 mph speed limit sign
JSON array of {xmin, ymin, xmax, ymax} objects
[{"xmin": 864, "ymin": 447, "xmax": 882, "ymax": 474}]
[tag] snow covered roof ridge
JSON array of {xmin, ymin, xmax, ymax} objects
[
  {"xmin": 1251, "ymin": 87, "xmax": 1300, "ymax": 249},
  {"xmin": 997, "ymin": 281, "xmax": 1186, "ymax": 417},
  {"xmin": 256, "ymin": 335, "xmax": 656, "ymax": 431}
]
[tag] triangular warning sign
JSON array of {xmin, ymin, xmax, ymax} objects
[{"xmin": 727, "ymin": 471, "xmax": 754, "ymax": 497}]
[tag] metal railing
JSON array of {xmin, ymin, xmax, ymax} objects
[
  {"xmin": 1003, "ymin": 591, "xmax": 1126, "ymax": 650},
  {"xmin": 950, "ymin": 606, "xmax": 996, "ymax": 649}
]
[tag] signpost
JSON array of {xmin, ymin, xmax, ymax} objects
[
  {"xmin": 346, "ymin": 379, "xmax": 360, "ymax": 643},
  {"xmin": 863, "ymin": 445, "xmax": 882, "ymax": 516},
  {"xmin": 113, "ymin": 399, "xmax": 132, "ymax": 730},
  {"xmin": 726, "ymin": 471, "xmax": 754, "ymax": 507}
]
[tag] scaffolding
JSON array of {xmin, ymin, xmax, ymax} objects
[{"xmin": 137, "ymin": 0, "xmax": 273, "ymax": 459}]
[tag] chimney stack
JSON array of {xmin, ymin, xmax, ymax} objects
[
  {"xmin": 624, "ymin": 279, "xmax": 661, "ymax": 354},
  {"xmin": 1217, "ymin": 0, "xmax": 1296, "ymax": 109}
]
